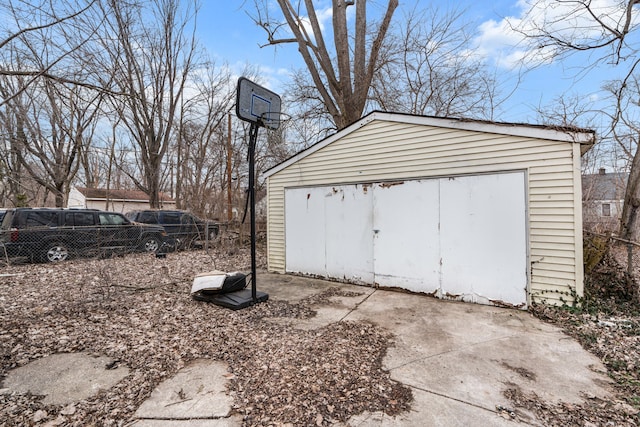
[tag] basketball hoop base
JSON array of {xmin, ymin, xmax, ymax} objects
[{"xmin": 193, "ymin": 288, "xmax": 269, "ymax": 310}]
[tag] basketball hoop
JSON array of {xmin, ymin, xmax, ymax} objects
[
  {"xmin": 195, "ymin": 78, "xmax": 281, "ymax": 310},
  {"xmin": 236, "ymin": 77, "xmax": 282, "ymax": 130}
]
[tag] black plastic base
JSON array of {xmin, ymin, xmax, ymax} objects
[{"xmin": 194, "ymin": 289, "xmax": 269, "ymax": 310}]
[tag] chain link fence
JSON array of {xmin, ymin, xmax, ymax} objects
[{"xmin": 0, "ymin": 208, "xmax": 229, "ymax": 266}]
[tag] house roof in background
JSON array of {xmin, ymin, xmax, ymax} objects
[
  {"xmin": 582, "ymin": 171, "xmax": 628, "ymax": 201},
  {"xmin": 75, "ymin": 187, "xmax": 175, "ymax": 202}
]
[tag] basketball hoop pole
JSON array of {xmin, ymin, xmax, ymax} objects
[
  {"xmin": 231, "ymin": 76, "xmax": 280, "ymax": 307},
  {"xmin": 193, "ymin": 78, "xmax": 275, "ymax": 310},
  {"xmin": 248, "ymin": 121, "xmax": 260, "ymax": 302}
]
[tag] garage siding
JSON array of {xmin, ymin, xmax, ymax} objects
[{"xmin": 267, "ymin": 118, "xmax": 585, "ymax": 305}]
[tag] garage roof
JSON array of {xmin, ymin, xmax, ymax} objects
[{"xmin": 264, "ymin": 111, "xmax": 595, "ymax": 178}]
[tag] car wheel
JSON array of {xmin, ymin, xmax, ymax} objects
[
  {"xmin": 173, "ymin": 237, "xmax": 183, "ymax": 250},
  {"xmin": 43, "ymin": 242, "xmax": 69, "ymax": 263},
  {"xmin": 141, "ymin": 236, "xmax": 161, "ymax": 253},
  {"xmin": 184, "ymin": 236, "xmax": 198, "ymax": 250}
]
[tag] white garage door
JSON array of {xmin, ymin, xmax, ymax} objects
[
  {"xmin": 372, "ymin": 179, "xmax": 440, "ymax": 293},
  {"xmin": 285, "ymin": 185, "xmax": 374, "ymax": 284},
  {"xmin": 285, "ymin": 171, "xmax": 528, "ymax": 306}
]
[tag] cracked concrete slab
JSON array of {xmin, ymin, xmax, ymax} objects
[
  {"xmin": 345, "ymin": 387, "xmax": 519, "ymax": 427},
  {"xmin": 2, "ymin": 273, "xmax": 612, "ymax": 426},
  {"xmin": 0, "ymin": 352, "xmax": 129, "ymax": 405},
  {"xmin": 130, "ymin": 418, "xmax": 242, "ymax": 426},
  {"xmin": 133, "ymin": 359, "xmax": 234, "ymax": 421},
  {"xmin": 266, "ymin": 305, "xmax": 354, "ymax": 330},
  {"xmin": 258, "ymin": 272, "xmax": 336, "ymax": 302},
  {"xmin": 343, "ymin": 287, "xmax": 613, "ymax": 418},
  {"xmin": 262, "ymin": 274, "xmax": 375, "ymax": 330},
  {"xmin": 243, "ymin": 274, "xmax": 613, "ymax": 425}
]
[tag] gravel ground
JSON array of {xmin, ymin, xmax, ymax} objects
[
  {"xmin": 2, "ymin": 241, "xmax": 640, "ymax": 426},
  {"xmin": 0, "ymin": 247, "xmax": 411, "ymax": 426}
]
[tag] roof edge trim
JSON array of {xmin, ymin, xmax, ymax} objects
[{"xmin": 264, "ymin": 114, "xmax": 377, "ymax": 178}]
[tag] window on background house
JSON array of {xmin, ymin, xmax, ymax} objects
[{"xmin": 602, "ymin": 203, "xmax": 611, "ymax": 217}]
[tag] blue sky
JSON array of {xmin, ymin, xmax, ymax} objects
[{"xmin": 196, "ymin": 1, "xmax": 629, "ymax": 126}]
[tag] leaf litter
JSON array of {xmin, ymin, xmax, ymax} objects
[
  {"xmin": 0, "ymin": 247, "xmax": 411, "ymax": 426},
  {"xmin": 2, "ymin": 241, "xmax": 640, "ymax": 425}
]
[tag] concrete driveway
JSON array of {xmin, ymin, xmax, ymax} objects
[
  {"xmin": 5, "ymin": 272, "xmax": 611, "ymax": 426},
  {"xmin": 258, "ymin": 274, "xmax": 612, "ymax": 426},
  {"xmin": 132, "ymin": 273, "xmax": 613, "ymax": 426}
]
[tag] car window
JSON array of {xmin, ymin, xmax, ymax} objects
[
  {"xmin": 99, "ymin": 213, "xmax": 128, "ymax": 225},
  {"xmin": 163, "ymin": 213, "xmax": 181, "ymax": 225},
  {"xmin": 182, "ymin": 214, "xmax": 196, "ymax": 224},
  {"xmin": 25, "ymin": 211, "xmax": 58, "ymax": 228},
  {"xmin": 65, "ymin": 212, "xmax": 96, "ymax": 227},
  {"xmin": 0, "ymin": 210, "xmax": 12, "ymax": 229},
  {"xmin": 139, "ymin": 211, "xmax": 158, "ymax": 223}
]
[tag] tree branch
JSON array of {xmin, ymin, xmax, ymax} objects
[
  {"xmin": 0, "ymin": 70, "xmax": 126, "ymax": 95},
  {"xmin": 0, "ymin": 0, "xmax": 98, "ymax": 50}
]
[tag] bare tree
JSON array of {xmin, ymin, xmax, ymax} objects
[
  {"xmin": 372, "ymin": 6, "xmax": 504, "ymax": 120},
  {"xmin": 280, "ymin": 68, "xmax": 338, "ymax": 143},
  {"xmin": 0, "ymin": 0, "xmax": 106, "ymax": 107},
  {"xmin": 252, "ymin": 0, "xmax": 398, "ymax": 130},
  {"xmin": 3, "ymin": 79, "xmax": 103, "ymax": 207},
  {"xmin": 170, "ymin": 61, "xmax": 236, "ymax": 217},
  {"xmin": 516, "ymin": 0, "xmax": 640, "ymax": 240},
  {"xmin": 99, "ymin": 0, "xmax": 199, "ymax": 208},
  {"xmin": 0, "ymin": 73, "xmax": 29, "ymax": 206},
  {"xmin": 606, "ymin": 77, "xmax": 640, "ymax": 240},
  {"xmin": 535, "ymin": 94, "xmax": 601, "ymax": 141},
  {"xmin": 0, "ymin": 1, "xmax": 123, "ymax": 207}
]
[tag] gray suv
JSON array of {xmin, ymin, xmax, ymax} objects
[
  {"xmin": 0, "ymin": 208, "xmax": 168, "ymax": 263},
  {"xmin": 125, "ymin": 210, "xmax": 219, "ymax": 250}
]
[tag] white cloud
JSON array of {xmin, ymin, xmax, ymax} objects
[
  {"xmin": 474, "ymin": 0, "xmax": 639, "ymax": 69},
  {"xmin": 295, "ymin": 6, "xmax": 333, "ymax": 41},
  {"xmin": 474, "ymin": 17, "xmax": 533, "ymax": 69},
  {"xmin": 276, "ymin": 67, "xmax": 292, "ymax": 76},
  {"xmin": 317, "ymin": 6, "xmax": 333, "ymax": 30}
]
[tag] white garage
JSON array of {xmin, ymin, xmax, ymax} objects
[{"xmin": 264, "ymin": 112, "xmax": 594, "ymax": 307}]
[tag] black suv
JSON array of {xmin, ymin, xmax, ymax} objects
[
  {"xmin": 0, "ymin": 208, "xmax": 168, "ymax": 263},
  {"xmin": 125, "ymin": 210, "xmax": 218, "ymax": 250}
]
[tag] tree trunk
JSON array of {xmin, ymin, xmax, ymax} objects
[
  {"xmin": 620, "ymin": 142, "xmax": 640, "ymax": 241},
  {"xmin": 263, "ymin": 0, "xmax": 398, "ymax": 130}
]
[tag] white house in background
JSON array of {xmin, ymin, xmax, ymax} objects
[
  {"xmin": 68, "ymin": 186, "xmax": 176, "ymax": 213},
  {"xmin": 582, "ymin": 168, "xmax": 628, "ymax": 231},
  {"xmin": 264, "ymin": 111, "xmax": 595, "ymax": 308}
]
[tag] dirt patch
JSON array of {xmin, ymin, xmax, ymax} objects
[{"xmin": 500, "ymin": 362, "xmax": 537, "ymax": 381}]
